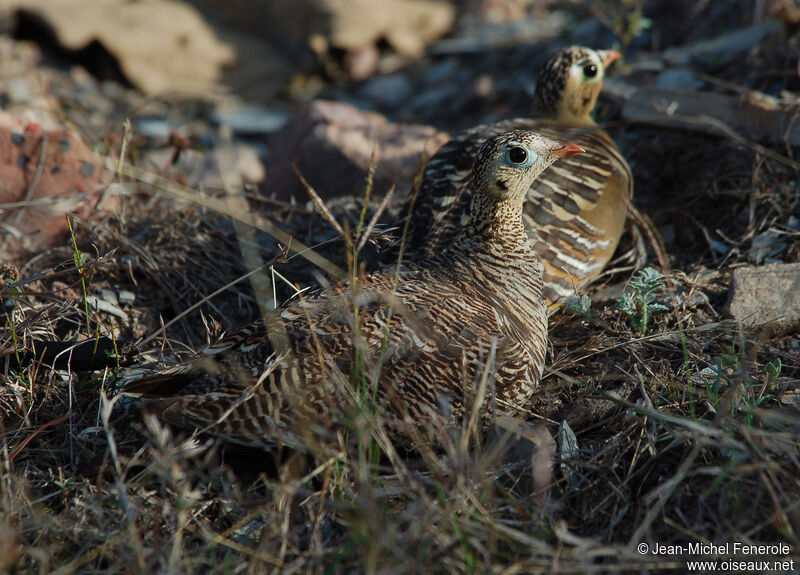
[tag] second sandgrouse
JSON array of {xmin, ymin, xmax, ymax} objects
[{"xmin": 401, "ymin": 46, "xmax": 633, "ymax": 309}]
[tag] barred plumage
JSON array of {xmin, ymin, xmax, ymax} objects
[
  {"xmin": 123, "ymin": 130, "xmax": 583, "ymax": 450},
  {"xmin": 401, "ymin": 46, "xmax": 633, "ymax": 309}
]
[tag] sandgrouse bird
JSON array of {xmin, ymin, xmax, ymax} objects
[
  {"xmin": 401, "ymin": 46, "xmax": 632, "ymax": 309},
  {"xmin": 124, "ymin": 130, "xmax": 583, "ymax": 450}
]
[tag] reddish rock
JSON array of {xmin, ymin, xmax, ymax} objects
[
  {"xmin": 0, "ymin": 123, "xmax": 109, "ymax": 261},
  {"xmin": 262, "ymin": 100, "xmax": 448, "ymax": 202}
]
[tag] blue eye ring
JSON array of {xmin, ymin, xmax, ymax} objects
[{"xmin": 504, "ymin": 143, "xmax": 537, "ymax": 168}]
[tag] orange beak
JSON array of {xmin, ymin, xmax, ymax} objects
[
  {"xmin": 598, "ymin": 49, "xmax": 622, "ymax": 68},
  {"xmin": 551, "ymin": 142, "xmax": 585, "ymax": 159}
]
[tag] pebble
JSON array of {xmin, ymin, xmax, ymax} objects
[
  {"xmin": 7, "ymin": 77, "xmax": 33, "ymax": 103},
  {"xmin": 98, "ymin": 288, "xmax": 119, "ymax": 305},
  {"xmin": 135, "ymin": 118, "xmax": 172, "ymax": 141},
  {"xmin": 727, "ymin": 262, "xmax": 800, "ymax": 333},
  {"xmin": 211, "ymin": 105, "xmax": 289, "ymax": 136},
  {"xmin": 118, "ymin": 290, "xmax": 136, "ymax": 305},
  {"xmin": 85, "ymin": 295, "xmax": 129, "ymax": 321}
]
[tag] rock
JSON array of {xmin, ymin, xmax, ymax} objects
[
  {"xmin": 264, "ymin": 0, "xmax": 455, "ymax": 57},
  {"xmin": 118, "ymin": 290, "xmax": 136, "ymax": 305},
  {"xmin": 262, "ymin": 100, "xmax": 448, "ymax": 201},
  {"xmin": 0, "ymin": 122, "xmax": 110, "ymax": 261},
  {"xmin": 726, "ymin": 263, "xmax": 800, "ymax": 333},
  {"xmin": 6, "ymin": 77, "xmax": 33, "ymax": 103},
  {"xmin": 85, "ymin": 295, "xmax": 129, "ymax": 322},
  {"xmin": 135, "ymin": 118, "xmax": 173, "ymax": 141},
  {"xmin": 7, "ymin": 0, "xmax": 235, "ymax": 96},
  {"xmin": 98, "ymin": 288, "xmax": 119, "ymax": 306}
]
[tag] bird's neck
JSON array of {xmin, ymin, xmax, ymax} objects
[
  {"xmin": 463, "ymin": 196, "xmax": 532, "ymax": 257},
  {"xmin": 532, "ymin": 98, "xmax": 596, "ymax": 127},
  {"xmin": 454, "ymin": 195, "xmax": 545, "ymax": 331}
]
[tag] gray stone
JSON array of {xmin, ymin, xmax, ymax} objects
[
  {"xmin": 727, "ymin": 263, "xmax": 800, "ymax": 333},
  {"xmin": 85, "ymin": 295, "xmax": 129, "ymax": 322},
  {"xmin": 7, "ymin": 77, "xmax": 33, "ymax": 103},
  {"xmin": 212, "ymin": 105, "xmax": 289, "ymax": 137},
  {"xmin": 135, "ymin": 118, "xmax": 172, "ymax": 140},
  {"xmin": 98, "ymin": 288, "xmax": 119, "ymax": 305},
  {"xmin": 118, "ymin": 290, "xmax": 136, "ymax": 305}
]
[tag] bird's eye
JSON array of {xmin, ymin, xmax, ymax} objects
[
  {"xmin": 583, "ymin": 63, "xmax": 598, "ymax": 79},
  {"xmin": 504, "ymin": 144, "xmax": 537, "ymax": 168},
  {"xmin": 508, "ymin": 146, "xmax": 528, "ymax": 164}
]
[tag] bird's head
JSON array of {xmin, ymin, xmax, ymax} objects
[
  {"xmin": 473, "ymin": 130, "xmax": 584, "ymax": 205},
  {"xmin": 532, "ymin": 46, "xmax": 621, "ymax": 124}
]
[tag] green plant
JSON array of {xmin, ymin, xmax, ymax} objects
[
  {"xmin": 565, "ymin": 294, "xmax": 605, "ymax": 327},
  {"xmin": 67, "ymin": 216, "xmax": 94, "ymax": 340},
  {"xmin": 593, "ymin": 0, "xmax": 653, "ymax": 51},
  {"xmin": 613, "ymin": 1, "xmax": 652, "ymax": 49},
  {"xmin": 617, "ymin": 267, "xmax": 669, "ymax": 335},
  {"xmin": 764, "ymin": 358, "xmax": 782, "ymax": 392}
]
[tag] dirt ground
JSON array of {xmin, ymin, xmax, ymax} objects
[{"xmin": 1, "ymin": 0, "xmax": 800, "ymax": 573}]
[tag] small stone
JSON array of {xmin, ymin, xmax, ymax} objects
[
  {"xmin": 7, "ymin": 77, "xmax": 33, "ymax": 103},
  {"xmin": 84, "ymin": 295, "xmax": 129, "ymax": 321},
  {"xmin": 118, "ymin": 290, "xmax": 136, "ymax": 305},
  {"xmin": 135, "ymin": 118, "xmax": 172, "ymax": 140},
  {"xmin": 727, "ymin": 263, "xmax": 800, "ymax": 333},
  {"xmin": 212, "ymin": 104, "xmax": 289, "ymax": 136},
  {"xmin": 98, "ymin": 288, "xmax": 119, "ymax": 305}
]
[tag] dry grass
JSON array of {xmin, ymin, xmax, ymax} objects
[{"xmin": 3, "ymin": 88, "xmax": 800, "ymax": 575}]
